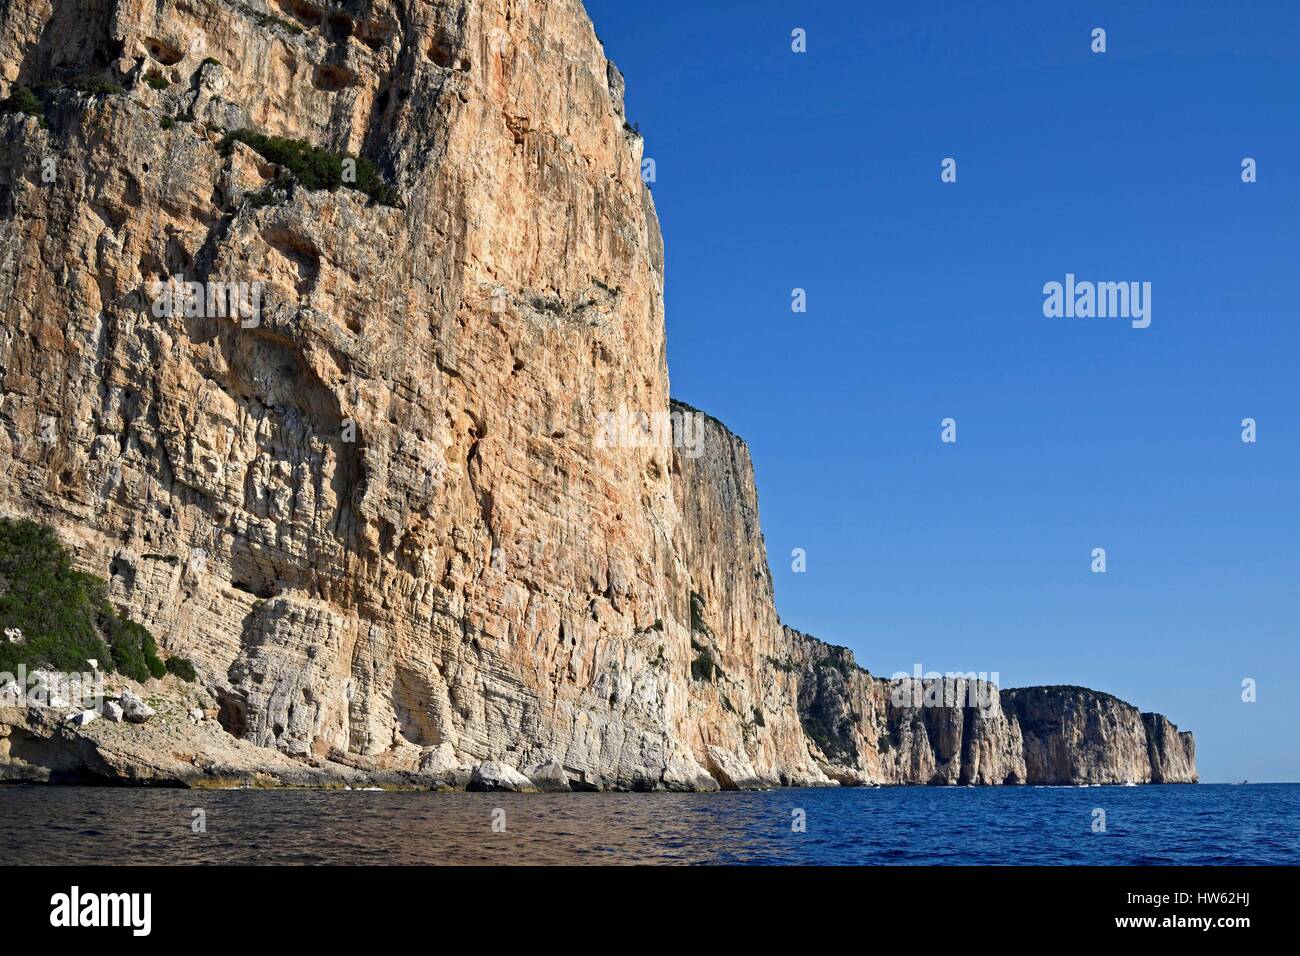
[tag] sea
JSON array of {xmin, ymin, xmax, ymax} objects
[{"xmin": 1, "ymin": 782, "xmax": 1295, "ymax": 865}]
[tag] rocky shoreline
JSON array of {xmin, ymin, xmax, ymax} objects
[{"xmin": 0, "ymin": 660, "xmax": 1195, "ymax": 790}]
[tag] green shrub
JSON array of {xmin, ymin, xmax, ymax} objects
[
  {"xmin": 159, "ymin": 116, "xmax": 174, "ymax": 130},
  {"xmin": 99, "ymin": 604, "xmax": 163, "ymax": 682},
  {"xmin": 65, "ymin": 74, "xmax": 126, "ymax": 97},
  {"xmin": 144, "ymin": 74, "xmax": 170, "ymax": 90},
  {"xmin": 801, "ymin": 714, "xmax": 853, "ymax": 762},
  {"xmin": 814, "ymin": 654, "xmax": 854, "ymax": 680},
  {"xmin": 245, "ymin": 179, "xmax": 290, "ymax": 208},
  {"xmin": 238, "ymin": 3, "xmax": 305, "ymax": 36},
  {"xmin": 1, "ymin": 85, "xmax": 45, "ymax": 122},
  {"xmin": 0, "ymin": 519, "xmax": 112, "ymax": 674},
  {"xmin": 2, "ymin": 85, "xmax": 40, "ymax": 114},
  {"xmin": 350, "ymin": 154, "xmax": 399, "ymax": 206},
  {"xmin": 220, "ymin": 128, "xmax": 398, "ymax": 205},
  {"xmin": 802, "ymin": 717, "xmax": 838, "ymax": 756},
  {"xmin": 764, "ymin": 654, "xmax": 796, "ymax": 674},
  {"xmin": 0, "ymin": 518, "xmax": 171, "ymax": 682},
  {"xmin": 165, "ymin": 656, "xmax": 197, "ymax": 682}
]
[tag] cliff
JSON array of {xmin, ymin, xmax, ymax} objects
[
  {"xmin": 789, "ymin": 636, "xmax": 1196, "ymax": 785},
  {"xmin": 0, "ymin": 0, "xmax": 1194, "ymax": 788}
]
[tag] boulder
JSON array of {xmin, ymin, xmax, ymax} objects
[
  {"xmin": 523, "ymin": 759, "xmax": 571, "ymax": 792},
  {"xmin": 418, "ymin": 743, "xmax": 459, "ymax": 775},
  {"xmin": 118, "ymin": 690, "xmax": 156, "ymax": 724},
  {"xmin": 68, "ymin": 709, "xmax": 98, "ymax": 727},
  {"xmin": 30, "ymin": 670, "xmax": 68, "ymax": 710},
  {"xmin": 102, "ymin": 701, "xmax": 124, "ymax": 723},
  {"xmin": 467, "ymin": 760, "xmax": 537, "ymax": 793}
]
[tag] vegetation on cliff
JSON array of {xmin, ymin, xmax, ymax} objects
[
  {"xmin": 688, "ymin": 591, "xmax": 725, "ymax": 681},
  {"xmin": 0, "ymin": 85, "xmax": 46, "ymax": 126},
  {"xmin": 2, "ymin": 74, "xmax": 129, "ymax": 130},
  {"xmin": 0, "ymin": 518, "xmax": 194, "ymax": 682},
  {"xmin": 219, "ymin": 129, "xmax": 398, "ymax": 206}
]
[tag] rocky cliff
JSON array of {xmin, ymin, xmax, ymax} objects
[
  {"xmin": 790, "ymin": 634, "xmax": 1196, "ymax": 785},
  {"xmin": 0, "ymin": 0, "xmax": 1194, "ymax": 788}
]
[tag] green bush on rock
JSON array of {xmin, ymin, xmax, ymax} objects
[
  {"xmin": 0, "ymin": 85, "xmax": 47, "ymax": 127},
  {"xmin": 219, "ymin": 128, "xmax": 398, "ymax": 206},
  {"xmin": 99, "ymin": 604, "xmax": 164, "ymax": 683},
  {"xmin": 0, "ymin": 519, "xmax": 112, "ymax": 674},
  {"xmin": 0, "ymin": 518, "xmax": 182, "ymax": 683},
  {"xmin": 165, "ymin": 655, "xmax": 197, "ymax": 682}
]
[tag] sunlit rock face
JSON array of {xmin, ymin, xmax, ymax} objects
[
  {"xmin": 785, "ymin": 634, "xmax": 1196, "ymax": 785},
  {"xmin": 1004, "ymin": 687, "xmax": 1197, "ymax": 785},
  {"xmin": 0, "ymin": 0, "xmax": 1193, "ymax": 789}
]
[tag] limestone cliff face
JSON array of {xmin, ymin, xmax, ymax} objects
[
  {"xmin": 788, "ymin": 628, "xmax": 1027, "ymax": 785},
  {"xmin": 1142, "ymin": 711, "xmax": 1198, "ymax": 784},
  {"xmin": 669, "ymin": 402, "xmax": 829, "ymax": 788},
  {"xmin": 0, "ymin": 0, "xmax": 712, "ymax": 790},
  {"xmin": 0, "ymin": 0, "xmax": 1194, "ymax": 789},
  {"xmin": 788, "ymin": 633, "xmax": 1196, "ymax": 785},
  {"xmin": 971, "ymin": 685, "xmax": 1194, "ymax": 785}
]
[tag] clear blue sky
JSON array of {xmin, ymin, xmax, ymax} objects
[{"xmin": 584, "ymin": 0, "xmax": 1300, "ymax": 783}]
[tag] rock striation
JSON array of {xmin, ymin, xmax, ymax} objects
[{"xmin": 0, "ymin": 0, "xmax": 1193, "ymax": 788}]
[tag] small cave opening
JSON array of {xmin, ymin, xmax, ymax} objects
[
  {"xmin": 313, "ymin": 63, "xmax": 357, "ymax": 92},
  {"xmin": 327, "ymin": 14, "xmax": 354, "ymax": 41},
  {"xmin": 275, "ymin": 0, "xmax": 322, "ymax": 28},
  {"xmin": 145, "ymin": 39, "xmax": 184, "ymax": 66},
  {"xmin": 108, "ymin": 556, "xmax": 135, "ymax": 589},
  {"xmin": 215, "ymin": 691, "xmax": 248, "ymax": 739},
  {"xmin": 356, "ymin": 20, "xmax": 393, "ymax": 51},
  {"xmin": 427, "ymin": 39, "xmax": 454, "ymax": 68},
  {"xmin": 231, "ymin": 579, "xmax": 276, "ymax": 600}
]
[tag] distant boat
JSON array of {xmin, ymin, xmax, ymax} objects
[{"xmin": 1232, "ymin": 779, "xmax": 1249, "ymax": 785}]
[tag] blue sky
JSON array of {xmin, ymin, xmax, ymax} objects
[{"xmin": 584, "ymin": 1, "xmax": 1300, "ymax": 783}]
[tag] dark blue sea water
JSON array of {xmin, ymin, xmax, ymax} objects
[{"xmin": 0, "ymin": 783, "xmax": 1295, "ymax": 865}]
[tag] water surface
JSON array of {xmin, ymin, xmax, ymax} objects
[{"xmin": 1, "ymin": 783, "xmax": 1294, "ymax": 865}]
